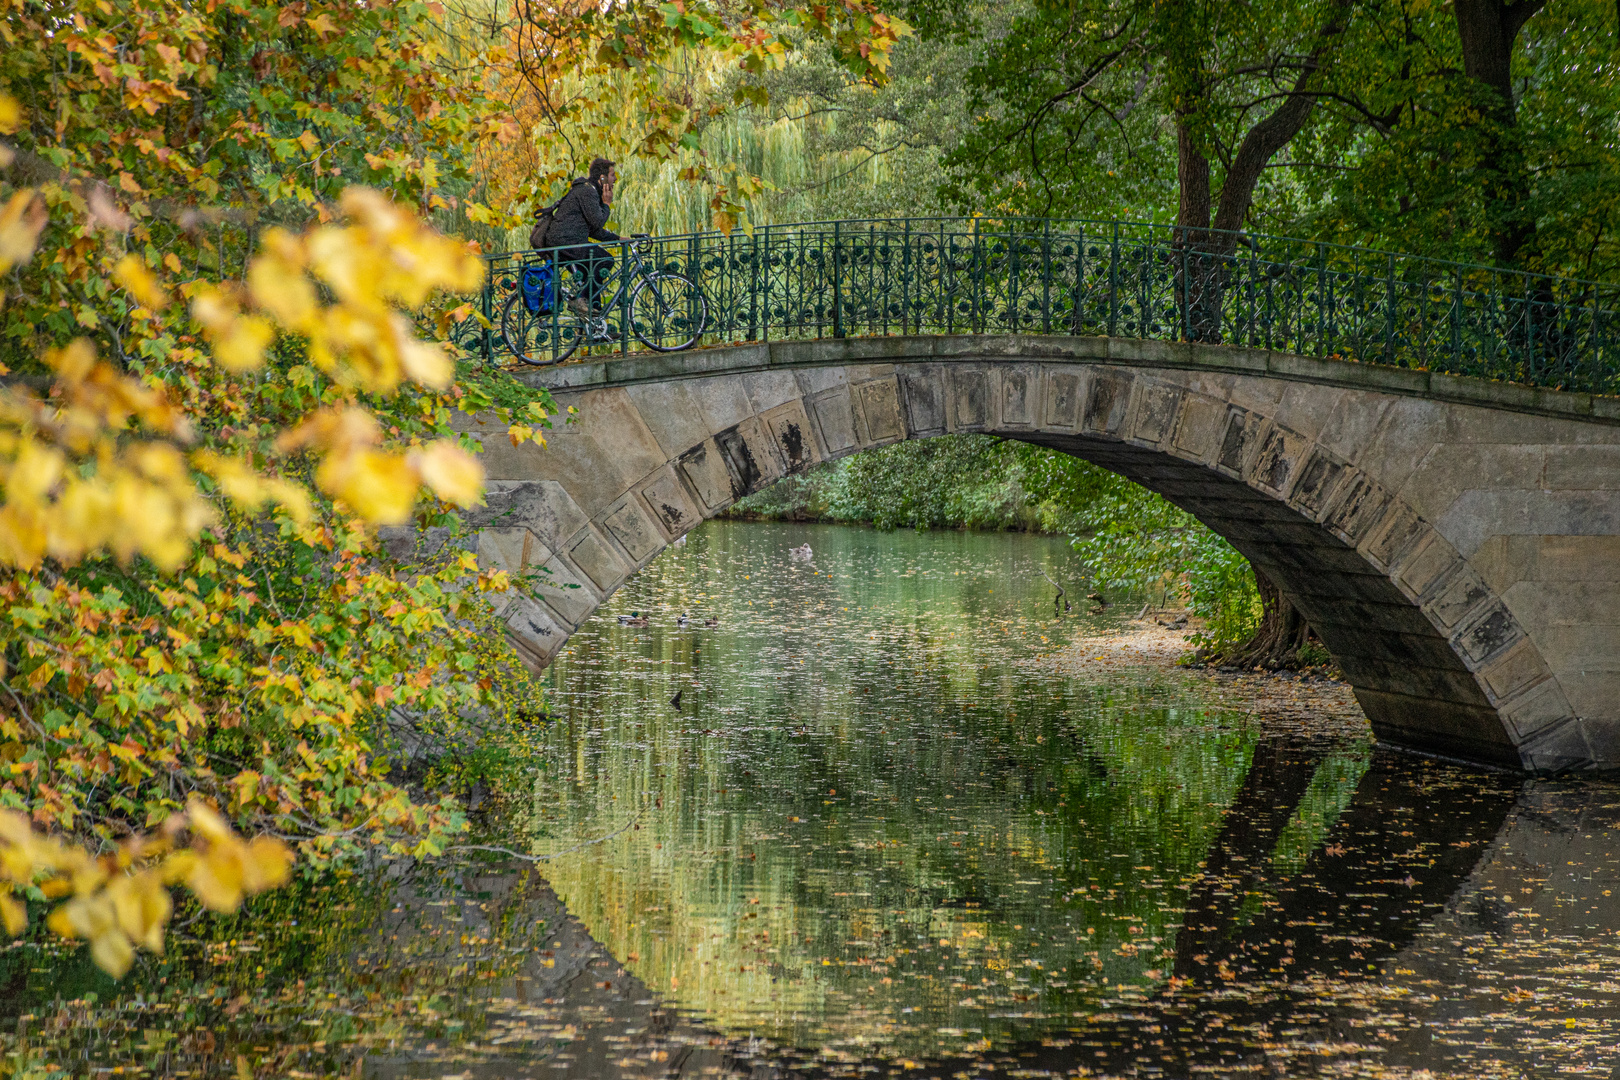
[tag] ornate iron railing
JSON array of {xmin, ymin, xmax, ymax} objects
[{"xmin": 462, "ymin": 217, "xmax": 1620, "ymax": 395}]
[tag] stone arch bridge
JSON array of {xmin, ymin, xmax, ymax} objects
[{"xmin": 447, "ymin": 333, "xmax": 1620, "ymax": 774}]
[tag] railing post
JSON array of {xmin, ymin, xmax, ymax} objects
[
  {"xmin": 748, "ymin": 228, "xmax": 760, "ymax": 341},
  {"xmin": 832, "ymin": 220, "xmax": 844, "ymax": 339},
  {"xmin": 901, "ymin": 218, "xmax": 912, "ymax": 336},
  {"xmin": 972, "ymin": 217, "xmax": 984, "ymax": 334},
  {"xmin": 620, "ymin": 238, "xmax": 631, "ymax": 356},
  {"xmin": 1451, "ymin": 266, "xmax": 1463, "ymax": 367},
  {"xmin": 1072, "ymin": 225, "xmax": 1085, "ymax": 336},
  {"xmin": 1041, "ymin": 217, "xmax": 1053, "ymax": 334},
  {"xmin": 480, "ymin": 264, "xmax": 493, "ymax": 365},
  {"xmin": 1384, "ymin": 253, "xmax": 1397, "ymax": 364},
  {"xmin": 1316, "ymin": 241, "xmax": 1327, "ymax": 357},
  {"xmin": 1524, "ymin": 271, "xmax": 1535, "ymax": 380},
  {"xmin": 1108, "ymin": 221, "xmax": 1120, "ymax": 338},
  {"xmin": 1180, "ymin": 239, "xmax": 1191, "ymax": 342}
]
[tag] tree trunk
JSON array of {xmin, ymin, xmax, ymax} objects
[
  {"xmin": 1175, "ymin": 119, "xmax": 1225, "ymax": 343},
  {"xmin": 1219, "ymin": 568, "xmax": 1314, "ymax": 669},
  {"xmin": 1452, "ymin": 0, "xmax": 1546, "ymax": 266}
]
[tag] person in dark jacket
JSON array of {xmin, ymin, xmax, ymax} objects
[{"xmin": 548, "ymin": 157, "xmax": 619, "ymax": 316}]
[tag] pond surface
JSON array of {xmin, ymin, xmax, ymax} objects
[{"xmin": 6, "ymin": 522, "xmax": 1620, "ymax": 1079}]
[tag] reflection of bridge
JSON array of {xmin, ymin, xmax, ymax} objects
[{"xmin": 445, "ymin": 221, "xmax": 1620, "ymax": 772}]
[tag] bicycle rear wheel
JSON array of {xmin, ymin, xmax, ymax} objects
[
  {"xmin": 630, "ymin": 272, "xmax": 708, "ymax": 352},
  {"xmin": 501, "ymin": 288, "xmax": 588, "ymax": 366}
]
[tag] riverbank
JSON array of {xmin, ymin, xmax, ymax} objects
[{"xmin": 1044, "ymin": 614, "xmax": 1373, "ymax": 741}]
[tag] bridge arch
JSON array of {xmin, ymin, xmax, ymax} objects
[{"xmin": 447, "ymin": 335, "xmax": 1620, "ymax": 772}]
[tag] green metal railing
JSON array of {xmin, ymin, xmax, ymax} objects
[{"xmin": 463, "ymin": 217, "xmax": 1620, "ymax": 395}]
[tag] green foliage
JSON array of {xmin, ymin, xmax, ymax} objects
[
  {"xmin": 734, "ymin": 436, "xmax": 1265, "ymax": 644},
  {"xmin": 1184, "ymin": 535, "xmax": 1264, "ymax": 654},
  {"xmin": 730, "ymin": 435, "xmax": 1042, "ymax": 531}
]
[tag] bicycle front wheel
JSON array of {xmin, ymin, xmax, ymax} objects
[
  {"xmin": 500, "ymin": 288, "xmax": 587, "ymax": 366},
  {"xmin": 630, "ymin": 272, "xmax": 708, "ymax": 352}
]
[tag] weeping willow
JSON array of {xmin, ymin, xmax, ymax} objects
[{"xmin": 504, "ymin": 47, "xmax": 937, "ymax": 247}]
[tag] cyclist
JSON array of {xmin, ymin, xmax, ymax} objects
[{"xmin": 548, "ymin": 157, "xmax": 619, "ymax": 316}]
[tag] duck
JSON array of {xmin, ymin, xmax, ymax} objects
[
  {"xmin": 677, "ymin": 612, "xmax": 690, "ymax": 627},
  {"xmin": 618, "ymin": 610, "xmax": 650, "ymax": 627},
  {"xmin": 789, "ymin": 543, "xmax": 813, "ymax": 560},
  {"xmin": 703, "ymin": 615, "xmax": 719, "ymax": 627}
]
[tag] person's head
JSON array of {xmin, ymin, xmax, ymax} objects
[{"xmin": 588, "ymin": 157, "xmax": 617, "ymax": 188}]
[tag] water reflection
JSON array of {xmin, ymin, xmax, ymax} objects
[
  {"xmin": 4, "ymin": 522, "xmax": 1618, "ymax": 1078},
  {"xmin": 529, "ymin": 521, "xmax": 1277, "ymax": 1054}
]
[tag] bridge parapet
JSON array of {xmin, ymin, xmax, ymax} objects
[{"xmin": 469, "ymin": 217, "xmax": 1620, "ymax": 396}]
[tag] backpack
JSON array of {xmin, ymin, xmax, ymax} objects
[
  {"xmin": 520, "ymin": 261, "xmax": 555, "ymax": 315},
  {"xmin": 528, "ymin": 194, "xmax": 566, "ymax": 250}
]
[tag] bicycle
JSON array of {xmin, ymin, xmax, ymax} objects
[{"xmin": 500, "ymin": 234, "xmax": 709, "ymax": 365}]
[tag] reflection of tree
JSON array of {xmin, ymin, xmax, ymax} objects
[
  {"xmin": 535, "ymin": 522, "xmax": 1265, "ymax": 1052},
  {"xmin": 769, "ymin": 748, "xmax": 1517, "ymax": 1078},
  {"xmin": 1172, "ymin": 741, "xmax": 1323, "ymax": 981}
]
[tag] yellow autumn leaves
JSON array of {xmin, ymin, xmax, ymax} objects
[
  {"xmin": 197, "ymin": 187, "xmax": 483, "ymax": 395},
  {"xmin": 0, "ymin": 179, "xmax": 489, "ymax": 572},
  {"xmin": 0, "ymin": 340, "xmax": 212, "ymax": 570},
  {"xmin": 1, "ymin": 802, "xmax": 292, "ymax": 978}
]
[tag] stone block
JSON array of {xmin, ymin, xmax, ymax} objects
[
  {"xmin": 678, "ymin": 439, "xmax": 735, "ymax": 512},
  {"xmin": 520, "ymin": 549, "xmax": 600, "ymax": 629},
  {"xmin": 1171, "ymin": 393, "xmax": 1225, "ymax": 464},
  {"xmin": 795, "ymin": 365, "xmax": 850, "ymax": 395},
  {"xmin": 1561, "ymin": 671, "xmax": 1620, "ymax": 722},
  {"xmin": 624, "ymin": 381, "xmax": 711, "ymax": 458},
  {"xmin": 1535, "ymin": 446, "xmax": 1620, "ymax": 492},
  {"xmin": 853, "ymin": 377, "xmax": 905, "ymax": 445},
  {"xmin": 567, "ymin": 526, "xmax": 629, "ymax": 594},
  {"xmin": 948, "ymin": 367, "xmax": 992, "ymax": 431},
  {"xmin": 476, "ymin": 528, "xmax": 528, "ymax": 575},
  {"xmin": 1359, "ymin": 502, "xmax": 1427, "ymax": 574},
  {"xmin": 1477, "ymin": 637, "xmax": 1554, "ymax": 703},
  {"xmin": 1082, "ymin": 370, "xmax": 1133, "ymax": 436},
  {"xmin": 1350, "ymin": 687, "xmax": 1519, "ymax": 765},
  {"xmin": 601, "ymin": 495, "xmax": 667, "ymax": 567},
  {"xmin": 998, "ymin": 366, "xmax": 1037, "ymax": 429},
  {"xmin": 378, "ymin": 525, "xmax": 454, "ymax": 563},
  {"xmin": 1534, "ymin": 626, "xmax": 1620, "ymax": 671},
  {"xmin": 1500, "ymin": 579, "xmax": 1620, "ymax": 629},
  {"xmin": 762, "ymin": 399, "xmax": 820, "ymax": 474},
  {"xmin": 687, "ymin": 375, "xmax": 755, "ymax": 432},
  {"xmin": 1426, "ymin": 566, "xmax": 1492, "ymax": 631},
  {"xmin": 505, "ymin": 594, "xmax": 569, "ymax": 669},
  {"xmin": 476, "ymin": 480, "xmax": 591, "ymax": 553},
  {"xmin": 1396, "ymin": 532, "xmax": 1463, "ymax": 601},
  {"xmin": 1452, "ymin": 601, "xmax": 1523, "ymax": 666},
  {"xmin": 637, "ymin": 464, "xmax": 703, "ymax": 539},
  {"xmin": 1289, "ymin": 451, "xmax": 1346, "ymax": 520},
  {"xmin": 1499, "ymin": 678, "xmax": 1574, "ymax": 742},
  {"xmin": 1042, "ymin": 369, "xmax": 1083, "ymax": 431},
  {"xmin": 1518, "ymin": 718, "xmax": 1593, "ymax": 773},
  {"xmin": 1248, "ymin": 423, "xmax": 1310, "ymax": 497},
  {"xmin": 1127, "ymin": 382, "xmax": 1183, "ymax": 447},
  {"xmin": 1324, "ymin": 473, "xmax": 1391, "ymax": 545},
  {"xmin": 1533, "ymin": 535, "xmax": 1620, "ymax": 582},
  {"xmin": 898, "ymin": 365, "xmax": 947, "ymax": 437},
  {"xmin": 1218, "ymin": 409, "xmax": 1257, "ymax": 476},
  {"xmin": 808, "ymin": 386, "xmax": 859, "ymax": 459},
  {"xmin": 715, "ymin": 415, "xmax": 784, "ymax": 496},
  {"xmin": 742, "ymin": 369, "xmax": 803, "ymax": 415}
]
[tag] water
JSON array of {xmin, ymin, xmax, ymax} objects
[{"xmin": 5, "ymin": 521, "xmax": 1620, "ymax": 1078}]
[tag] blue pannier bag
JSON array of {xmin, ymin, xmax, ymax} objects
[{"xmin": 521, "ymin": 261, "xmax": 555, "ymax": 315}]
